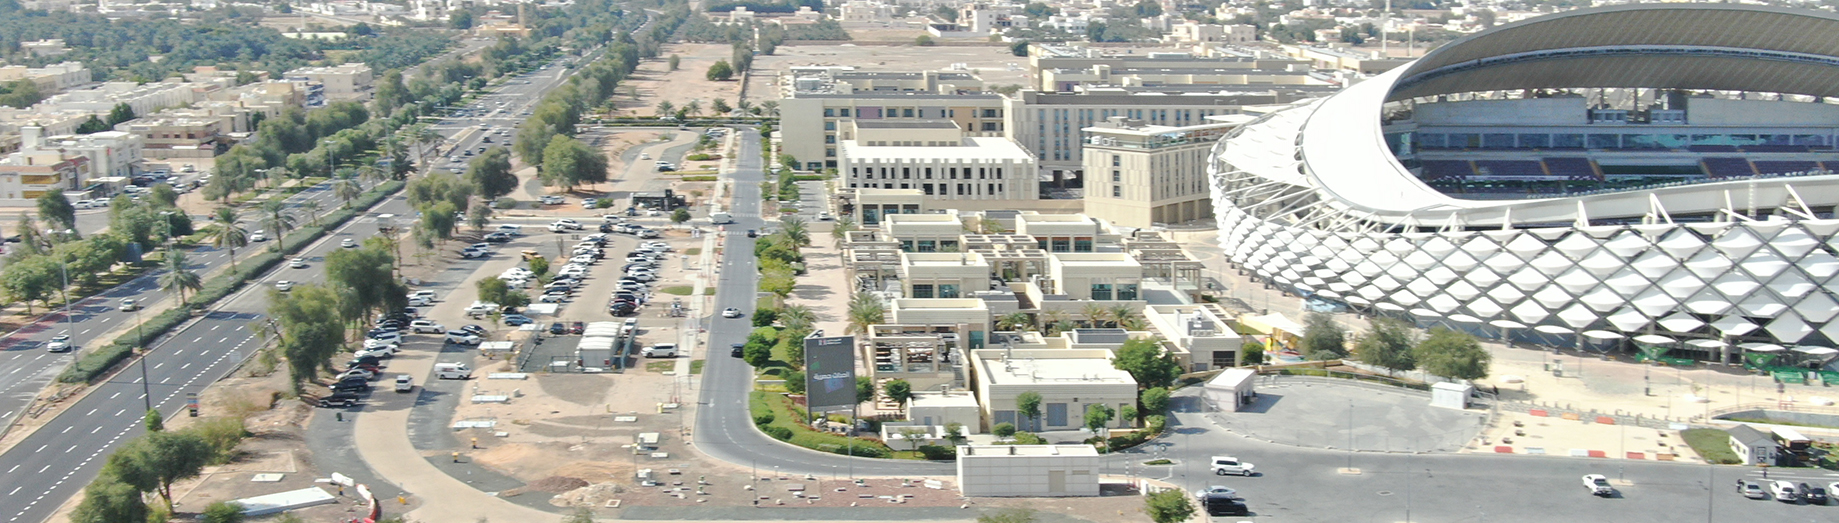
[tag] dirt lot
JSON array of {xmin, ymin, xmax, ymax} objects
[
  {"xmin": 750, "ymin": 43, "xmax": 1033, "ymax": 98},
  {"xmin": 613, "ymin": 43, "xmax": 747, "ymax": 118}
]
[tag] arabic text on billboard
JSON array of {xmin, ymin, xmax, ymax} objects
[{"xmin": 804, "ymin": 335, "xmax": 856, "ymax": 412}]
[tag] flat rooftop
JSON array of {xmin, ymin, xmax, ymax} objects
[
  {"xmin": 841, "ymin": 137, "xmax": 1034, "ymax": 161},
  {"xmin": 978, "ymin": 353, "xmax": 1134, "ymax": 386}
]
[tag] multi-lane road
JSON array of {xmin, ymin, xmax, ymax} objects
[{"xmin": 0, "ymin": 50, "xmax": 591, "ymax": 523}]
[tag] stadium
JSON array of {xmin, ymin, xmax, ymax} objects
[{"xmin": 1208, "ymin": 4, "xmax": 1839, "ymax": 367}]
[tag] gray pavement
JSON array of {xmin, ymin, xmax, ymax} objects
[{"xmin": 1212, "ymin": 376, "xmax": 1488, "ymax": 453}]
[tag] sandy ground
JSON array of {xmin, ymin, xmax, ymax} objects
[{"xmin": 614, "ymin": 43, "xmax": 747, "ymax": 118}]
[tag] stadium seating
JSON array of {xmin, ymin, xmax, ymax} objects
[
  {"xmin": 1740, "ymin": 145, "xmax": 1811, "ymax": 153},
  {"xmin": 1473, "ymin": 160, "xmax": 1547, "ymax": 178},
  {"xmin": 1701, "ymin": 157, "xmax": 1756, "ymax": 178},
  {"xmin": 1419, "ymin": 160, "xmax": 1474, "ymax": 179},
  {"xmin": 1542, "ymin": 158, "xmax": 1601, "ymax": 180},
  {"xmin": 1686, "ymin": 145, "xmax": 1740, "ymax": 152},
  {"xmin": 1752, "ymin": 160, "xmax": 1819, "ymax": 175}
]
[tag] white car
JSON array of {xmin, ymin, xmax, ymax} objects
[
  {"xmin": 341, "ymin": 238, "xmax": 357, "ymax": 248},
  {"xmin": 625, "ymin": 272, "xmax": 656, "ymax": 282},
  {"xmin": 251, "ymin": 230, "xmax": 268, "ymax": 242},
  {"xmin": 817, "ymin": 212, "xmax": 833, "ymax": 221},
  {"xmin": 46, "ymin": 334, "xmax": 74, "ymax": 353},
  {"xmin": 553, "ymin": 219, "xmax": 584, "ymax": 230},
  {"xmin": 1209, "ymin": 456, "xmax": 1254, "ymax": 476},
  {"xmin": 290, "ymin": 258, "xmax": 308, "ymax": 268},
  {"xmin": 1770, "ymin": 480, "xmax": 1797, "ymax": 502},
  {"xmin": 1583, "ymin": 474, "xmax": 1613, "ymax": 496},
  {"xmin": 445, "ymin": 331, "xmax": 482, "ymax": 345},
  {"xmin": 274, "ymin": 280, "xmax": 294, "ymax": 292},
  {"xmin": 410, "ymin": 320, "xmax": 445, "ymax": 333},
  {"xmin": 537, "ymin": 293, "xmax": 569, "ymax": 303},
  {"xmin": 362, "ymin": 339, "xmax": 399, "ymax": 351},
  {"xmin": 408, "ymin": 290, "xmax": 437, "ymax": 301},
  {"xmin": 118, "ymin": 298, "xmax": 138, "ymax": 311},
  {"xmin": 721, "ymin": 308, "xmax": 744, "ymax": 318},
  {"xmin": 643, "ymin": 241, "xmax": 672, "ymax": 251},
  {"xmin": 541, "ymin": 195, "xmax": 565, "ymax": 205}
]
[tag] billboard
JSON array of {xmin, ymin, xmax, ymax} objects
[{"xmin": 804, "ymin": 334, "xmax": 857, "ymax": 412}]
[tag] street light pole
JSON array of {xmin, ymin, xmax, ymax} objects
[{"xmin": 136, "ymin": 305, "xmax": 151, "ymax": 413}]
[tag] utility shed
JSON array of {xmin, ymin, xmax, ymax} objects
[
  {"xmin": 1203, "ymin": 368, "xmax": 1257, "ymax": 412},
  {"xmin": 956, "ymin": 445, "xmax": 1100, "ymax": 497},
  {"xmin": 230, "ymin": 487, "xmax": 337, "ymax": 516}
]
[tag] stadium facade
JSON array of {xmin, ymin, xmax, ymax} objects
[{"xmin": 1208, "ymin": 4, "xmax": 1839, "ymax": 364}]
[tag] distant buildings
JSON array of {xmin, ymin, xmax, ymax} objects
[
  {"xmin": 839, "ymin": 120, "xmax": 1039, "ymax": 209},
  {"xmin": 1082, "ymin": 116, "xmax": 1247, "ymax": 228},
  {"xmin": 778, "ymin": 69, "xmax": 1006, "ymax": 171},
  {"xmin": 0, "ymin": 128, "xmax": 91, "ymax": 200},
  {"xmin": 0, "ymin": 62, "xmax": 92, "ymax": 96},
  {"xmin": 284, "ymin": 63, "xmax": 374, "ymax": 101}
]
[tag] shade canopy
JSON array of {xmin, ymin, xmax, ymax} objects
[
  {"xmin": 1448, "ymin": 314, "xmax": 1483, "ymax": 324},
  {"xmin": 1490, "ymin": 319, "xmax": 1528, "ymax": 329},
  {"xmin": 1582, "ymin": 330, "xmax": 1626, "ymax": 340},
  {"xmin": 1632, "ymin": 334, "xmax": 1675, "ymax": 345},
  {"xmin": 1686, "ymin": 339, "xmax": 1726, "ymax": 349},
  {"xmin": 1534, "ymin": 325, "xmax": 1574, "ymax": 335},
  {"xmin": 1741, "ymin": 343, "xmax": 1786, "ymax": 352},
  {"xmin": 1792, "ymin": 346, "xmax": 1839, "ymax": 356}
]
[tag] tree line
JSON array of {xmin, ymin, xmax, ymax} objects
[{"xmin": 1300, "ymin": 312, "xmax": 1492, "ymax": 381}]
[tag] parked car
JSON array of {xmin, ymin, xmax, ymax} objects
[
  {"xmin": 502, "ymin": 314, "xmax": 535, "ymax": 326},
  {"xmin": 459, "ymin": 324, "xmax": 489, "ymax": 337},
  {"xmin": 410, "ymin": 320, "xmax": 444, "ymax": 333},
  {"xmin": 1203, "ymin": 495, "xmax": 1250, "ymax": 517},
  {"xmin": 1583, "ymin": 474, "xmax": 1614, "ymax": 497},
  {"xmin": 461, "ymin": 247, "xmax": 489, "ymax": 259},
  {"xmin": 570, "ymin": 321, "xmax": 585, "ymax": 334},
  {"xmin": 540, "ymin": 195, "xmax": 565, "ymax": 205},
  {"xmin": 394, "ymin": 374, "xmax": 415, "ymax": 392},
  {"xmin": 483, "ymin": 232, "xmax": 512, "ymax": 243},
  {"xmin": 641, "ymin": 343, "xmax": 678, "ymax": 358},
  {"xmin": 336, "ymin": 368, "xmax": 375, "ymax": 382},
  {"xmin": 553, "ymin": 218, "xmax": 584, "ymax": 230},
  {"xmin": 318, "ymin": 393, "xmax": 361, "ymax": 408},
  {"xmin": 1799, "ymin": 482, "xmax": 1827, "ymax": 504},
  {"xmin": 1193, "ymin": 486, "xmax": 1238, "ymax": 501},
  {"xmin": 445, "ymin": 330, "xmax": 482, "ymax": 345},
  {"xmin": 548, "ymin": 322, "xmax": 568, "ymax": 335},
  {"xmin": 1770, "ymin": 480, "xmax": 1798, "ymax": 502}
]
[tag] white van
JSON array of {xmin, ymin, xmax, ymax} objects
[
  {"xmin": 710, "ymin": 212, "xmax": 734, "ymax": 225},
  {"xmin": 495, "ymin": 224, "xmax": 524, "ymax": 236},
  {"xmin": 641, "ymin": 343, "xmax": 678, "ymax": 358},
  {"xmin": 434, "ymin": 362, "xmax": 473, "ymax": 380}
]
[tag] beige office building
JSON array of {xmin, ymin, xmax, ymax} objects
[
  {"xmin": 838, "ymin": 120, "xmax": 1037, "ymax": 209},
  {"xmin": 1081, "ymin": 117, "xmax": 1249, "ymax": 228}
]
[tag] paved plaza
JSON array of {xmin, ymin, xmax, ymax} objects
[{"xmin": 1208, "ymin": 375, "xmax": 1490, "ymax": 453}]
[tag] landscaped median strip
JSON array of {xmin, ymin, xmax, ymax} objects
[{"xmin": 59, "ymin": 180, "xmax": 406, "ymax": 384}]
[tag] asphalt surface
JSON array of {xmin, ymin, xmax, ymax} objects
[
  {"xmin": 0, "ymin": 50, "xmax": 591, "ymax": 523},
  {"xmin": 689, "ymin": 129, "xmax": 955, "ymax": 478}
]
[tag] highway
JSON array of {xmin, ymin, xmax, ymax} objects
[{"xmin": 0, "ymin": 51, "xmax": 590, "ymax": 523}]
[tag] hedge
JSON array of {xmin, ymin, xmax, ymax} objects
[
  {"xmin": 58, "ymin": 180, "xmax": 406, "ymax": 384},
  {"xmin": 761, "ymin": 426, "xmax": 792, "ymax": 441}
]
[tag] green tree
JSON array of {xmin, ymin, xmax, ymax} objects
[
  {"xmin": 528, "ymin": 256, "xmax": 550, "ymax": 281},
  {"xmin": 334, "ymin": 177, "xmax": 362, "ymax": 208},
  {"xmin": 1120, "ymin": 404, "xmax": 1138, "ymax": 425},
  {"xmin": 1139, "ymin": 387, "xmax": 1170, "ymax": 415},
  {"xmin": 1084, "ymin": 403, "xmax": 1115, "ymax": 435},
  {"xmin": 416, "ymin": 201, "xmax": 459, "ymax": 245},
  {"xmin": 36, "ymin": 188, "xmax": 77, "ymax": 233},
  {"xmin": 1302, "ymin": 311, "xmax": 1348, "ymax": 359},
  {"xmin": 684, "ymin": 99, "xmax": 703, "ymax": 118},
  {"xmin": 1112, "ymin": 338, "xmax": 1182, "ymax": 389},
  {"xmin": 75, "ymin": 115, "xmax": 110, "ymax": 134},
  {"xmin": 915, "ymin": 35, "xmax": 936, "ymax": 46},
  {"xmin": 668, "ymin": 54, "xmax": 680, "ymax": 71},
  {"xmin": 325, "ymin": 240, "xmax": 408, "ymax": 323},
  {"xmin": 783, "ymin": 369, "xmax": 805, "ymax": 394},
  {"xmin": 883, "ymin": 379, "xmax": 912, "ymax": 411},
  {"xmin": 144, "ymin": 409, "xmax": 163, "ymax": 432},
  {"xmin": 449, "ymin": 10, "xmax": 474, "ymax": 29},
  {"xmin": 995, "ymin": 312, "xmax": 1035, "ymax": 331},
  {"xmin": 705, "ymin": 60, "xmax": 734, "ymax": 81},
  {"xmin": 993, "ymin": 422, "xmax": 1017, "ymax": 439},
  {"xmin": 207, "ymin": 207, "xmax": 248, "ymax": 273},
  {"xmin": 70, "ymin": 476, "xmax": 148, "ymax": 523},
  {"xmin": 711, "ymin": 98, "xmax": 732, "ymax": 115},
  {"xmin": 843, "ymin": 292, "xmax": 884, "ymax": 335},
  {"xmin": 671, "ymin": 207, "xmax": 690, "ymax": 224},
  {"xmin": 655, "ymin": 100, "xmax": 674, "ymax": 117},
  {"xmin": 200, "ymin": 501, "xmax": 245, "ymax": 523},
  {"xmin": 935, "ymin": 5, "xmax": 958, "ymax": 21},
  {"xmin": 779, "ymin": 216, "xmax": 810, "ymax": 247},
  {"xmin": 830, "ymin": 215, "xmax": 856, "ymax": 248},
  {"xmin": 467, "ymin": 204, "xmax": 493, "ymax": 232},
  {"xmin": 0, "ymin": 254, "xmax": 58, "ymax": 313},
  {"xmin": 159, "ymin": 250, "xmax": 203, "ymax": 305},
  {"xmin": 104, "ymin": 430, "xmax": 212, "ymax": 513},
  {"xmin": 1414, "ymin": 328, "xmax": 1491, "ymax": 381},
  {"xmin": 1355, "ymin": 317, "xmax": 1419, "ymax": 375},
  {"xmin": 1015, "ymin": 391, "xmax": 1042, "ymax": 431},
  {"xmin": 856, "ymin": 376, "xmax": 876, "ymax": 405},
  {"xmin": 467, "ymin": 147, "xmax": 517, "ymax": 200},
  {"xmin": 475, "ymin": 277, "xmax": 530, "ymax": 309},
  {"xmin": 743, "ymin": 339, "xmax": 772, "ymax": 367},
  {"xmin": 269, "ymin": 284, "xmax": 343, "ymax": 392},
  {"xmin": 1241, "ymin": 340, "xmax": 1265, "ymax": 365},
  {"xmin": 405, "ymin": 170, "xmax": 474, "ymax": 212},
  {"xmin": 1143, "ymin": 488, "xmax": 1194, "ymax": 523},
  {"xmin": 540, "ymin": 135, "xmax": 608, "ymax": 190},
  {"xmin": 259, "ymin": 200, "xmax": 298, "ymax": 252}
]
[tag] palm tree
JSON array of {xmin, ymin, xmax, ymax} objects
[
  {"xmin": 761, "ymin": 100, "xmax": 779, "ymax": 117},
  {"xmin": 1040, "ymin": 309, "xmax": 1070, "ymax": 334},
  {"xmin": 261, "ymin": 200, "xmax": 298, "ymax": 252},
  {"xmin": 779, "ymin": 216, "xmax": 810, "ymax": 248},
  {"xmin": 830, "ymin": 215, "xmax": 856, "ymax": 249},
  {"xmin": 995, "ymin": 312, "xmax": 1034, "ymax": 331},
  {"xmin": 410, "ymin": 125, "xmax": 441, "ymax": 171},
  {"xmin": 655, "ymin": 100, "xmax": 674, "ymax": 117},
  {"xmin": 301, "ymin": 200, "xmax": 323, "ymax": 226},
  {"xmin": 779, "ymin": 304, "xmax": 816, "ymax": 332},
  {"xmin": 684, "ymin": 99, "xmax": 702, "ymax": 117},
  {"xmin": 1109, "ymin": 305, "xmax": 1135, "ymax": 328},
  {"xmin": 158, "ymin": 250, "xmax": 203, "ymax": 306},
  {"xmin": 736, "ymin": 98, "xmax": 753, "ymax": 115},
  {"xmin": 208, "ymin": 207, "xmax": 249, "ymax": 273},
  {"xmin": 357, "ymin": 165, "xmax": 386, "ymax": 187},
  {"xmin": 1120, "ymin": 315, "xmax": 1149, "ymax": 331},
  {"xmin": 262, "ymin": 166, "xmax": 289, "ymax": 190},
  {"xmin": 1082, "ymin": 302, "xmax": 1112, "ymax": 328},
  {"xmin": 844, "ymin": 292, "xmax": 885, "ymax": 335},
  {"xmin": 334, "ymin": 177, "xmax": 362, "ymax": 208}
]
